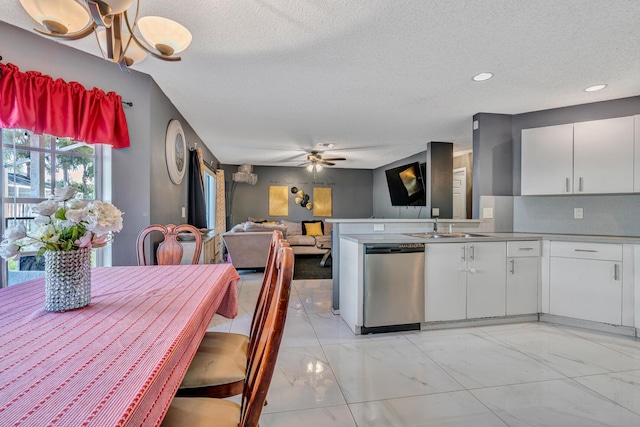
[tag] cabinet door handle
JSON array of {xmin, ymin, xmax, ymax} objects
[
  {"xmin": 579, "ymin": 177, "xmax": 584, "ymax": 192},
  {"xmin": 565, "ymin": 177, "xmax": 570, "ymax": 193},
  {"xmin": 614, "ymin": 263, "xmax": 619, "ymax": 281},
  {"xmin": 574, "ymin": 249, "xmax": 597, "ymax": 253},
  {"xmin": 461, "ymin": 246, "xmax": 466, "ymax": 262},
  {"xmin": 470, "ymin": 244, "xmax": 475, "ymax": 261},
  {"xmin": 518, "ymin": 247, "xmax": 534, "ymax": 251},
  {"xmin": 510, "ymin": 259, "xmax": 515, "ymax": 275}
]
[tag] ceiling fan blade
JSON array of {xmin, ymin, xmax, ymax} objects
[
  {"xmin": 321, "ymin": 157, "xmax": 346, "ymax": 161},
  {"xmin": 321, "ymin": 161, "xmax": 336, "ymax": 166}
]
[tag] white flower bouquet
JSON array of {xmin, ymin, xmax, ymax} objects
[{"xmin": 0, "ymin": 186, "xmax": 124, "ymax": 259}]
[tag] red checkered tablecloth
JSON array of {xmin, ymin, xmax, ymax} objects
[{"xmin": 0, "ymin": 264, "xmax": 240, "ymax": 426}]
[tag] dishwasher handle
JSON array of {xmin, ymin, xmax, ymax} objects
[{"xmin": 365, "ymin": 243, "xmax": 425, "ymax": 254}]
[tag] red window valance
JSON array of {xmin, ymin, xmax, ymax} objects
[{"xmin": 0, "ymin": 62, "xmax": 130, "ymax": 148}]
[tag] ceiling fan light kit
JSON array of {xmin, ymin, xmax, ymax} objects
[{"xmin": 19, "ymin": 0, "xmax": 192, "ymax": 72}]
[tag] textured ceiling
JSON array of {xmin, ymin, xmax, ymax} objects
[{"xmin": 2, "ymin": 0, "xmax": 640, "ymax": 169}]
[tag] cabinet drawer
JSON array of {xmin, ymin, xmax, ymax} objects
[
  {"xmin": 507, "ymin": 241, "xmax": 540, "ymax": 257},
  {"xmin": 550, "ymin": 241, "xmax": 622, "ymax": 261}
]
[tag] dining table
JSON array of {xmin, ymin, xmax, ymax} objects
[{"xmin": 0, "ymin": 263, "xmax": 240, "ymax": 427}]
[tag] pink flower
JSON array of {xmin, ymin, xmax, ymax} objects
[
  {"xmin": 91, "ymin": 234, "xmax": 109, "ymax": 248},
  {"xmin": 75, "ymin": 234, "xmax": 93, "ymax": 248}
]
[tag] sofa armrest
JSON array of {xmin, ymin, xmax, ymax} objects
[{"xmin": 221, "ymin": 231, "xmax": 273, "ymax": 270}]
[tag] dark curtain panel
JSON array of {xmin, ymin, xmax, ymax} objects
[{"xmin": 188, "ymin": 150, "xmax": 208, "ymax": 228}]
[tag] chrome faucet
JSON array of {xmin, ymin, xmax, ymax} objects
[{"xmin": 432, "ymin": 217, "xmax": 438, "ymax": 233}]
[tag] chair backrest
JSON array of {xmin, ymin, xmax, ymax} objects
[
  {"xmin": 247, "ymin": 230, "xmax": 284, "ymax": 360},
  {"xmin": 136, "ymin": 224, "xmax": 203, "ymax": 266},
  {"xmin": 240, "ymin": 245, "xmax": 294, "ymax": 427}
]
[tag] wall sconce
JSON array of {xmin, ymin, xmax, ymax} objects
[{"xmin": 291, "ymin": 187, "xmax": 313, "ymax": 210}]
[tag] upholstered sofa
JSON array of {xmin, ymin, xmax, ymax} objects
[{"xmin": 221, "ymin": 219, "xmax": 332, "ymax": 270}]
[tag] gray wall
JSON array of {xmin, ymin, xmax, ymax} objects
[
  {"xmin": 372, "ymin": 151, "xmax": 429, "ymax": 219},
  {"xmin": 221, "ymin": 165, "xmax": 373, "ymax": 227},
  {"xmin": 0, "ymin": 22, "xmax": 219, "ymax": 265},
  {"xmin": 472, "ymin": 113, "xmax": 513, "ymax": 218},
  {"xmin": 511, "ymin": 96, "xmax": 640, "ymax": 236}
]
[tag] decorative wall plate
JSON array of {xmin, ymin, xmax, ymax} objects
[{"xmin": 165, "ymin": 119, "xmax": 186, "ymax": 184}]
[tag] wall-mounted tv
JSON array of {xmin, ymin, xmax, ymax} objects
[{"xmin": 384, "ymin": 162, "xmax": 426, "ymax": 206}]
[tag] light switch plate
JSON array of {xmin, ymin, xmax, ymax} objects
[
  {"xmin": 482, "ymin": 207, "xmax": 494, "ymax": 219},
  {"xmin": 373, "ymin": 224, "xmax": 385, "ymax": 231},
  {"xmin": 431, "ymin": 208, "xmax": 440, "ymax": 217},
  {"xmin": 574, "ymin": 208, "xmax": 584, "ymax": 219},
  {"xmin": 181, "ymin": 206, "xmax": 186, "ymax": 218}
]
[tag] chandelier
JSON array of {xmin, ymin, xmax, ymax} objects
[{"xmin": 19, "ymin": 0, "xmax": 192, "ymax": 72}]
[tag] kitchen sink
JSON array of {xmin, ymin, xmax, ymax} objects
[{"xmin": 406, "ymin": 233, "xmax": 490, "ymax": 239}]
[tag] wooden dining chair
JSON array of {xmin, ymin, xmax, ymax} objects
[
  {"xmin": 177, "ymin": 230, "xmax": 285, "ymax": 399},
  {"xmin": 136, "ymin": 224, "xmax": 203, "ymax": 266},
  {"xmin": 161, "ymin": 245, "xmax": 294, "ymax": 427}
]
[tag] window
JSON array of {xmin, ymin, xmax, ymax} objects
[
  {"xmin": 203, "ymin": 167, "xmax": 216, "ymax": 229},
  {"xmin": 1, "ymin": 128, "xmax": 106, "ymax": 287}
]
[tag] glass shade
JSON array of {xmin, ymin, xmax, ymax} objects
[
  {"xmin": 20, "ymin": 0, "xmax": 91, "ymax": 34},
  {"xmin": 97, "ymin": 29, "xmax": 148, "ymax": 65},
  {"xmin": 137, "ymin": 16, "xmax": 192, "ymax": 55},
  {"xmin": 315, "ymin": 164, "xmax": 323, "ymax": 171},
  {"xmin": 306, "ymin": 164, "xmax": 314, "ymax": 172},
  {"xmin": 102, "ymin": 0, "xmax": 134, "ymax": 14}
]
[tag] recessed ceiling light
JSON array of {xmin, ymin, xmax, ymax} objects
[
  {"xmin": 584, "ymin": 84, "xmax": 607, "ymax": 92},
  {"xmin": 472, "ymin": 72, "xmax": 493, "ymax": 82}
]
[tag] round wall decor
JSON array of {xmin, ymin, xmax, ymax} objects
[{"xmin": 165, "ymin": 119, "xmax": 186, "ymax": 184}]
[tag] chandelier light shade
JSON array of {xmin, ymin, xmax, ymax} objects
[
  {"xmin": 19, "ymin": 0, "xmax": 92, "ymax": 34},
  {"xmin": 97, "ymin": 29, "xmax": 147, "ymax": 66},
  {"xmin": 19, "ymin": 0, "xmax": 192, "ymax": 72},
  {"xmin": 232, "ymin": 164, "xmax": 258, "ymax": 185},
  {"xmin": 137, "ymin": 16, "xmax": 192, "ymax": 56}
]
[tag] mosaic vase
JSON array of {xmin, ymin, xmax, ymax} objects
[{"xmin": 44, "ymin": 247, "xmax": 91, "ymax": 312}]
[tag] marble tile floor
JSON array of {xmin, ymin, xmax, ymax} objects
[{"xmin": 207, "ymin": 272, "xmax": 640, "ymax": 426}]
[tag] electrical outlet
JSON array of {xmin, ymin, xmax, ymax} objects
[
  {"xmin": 482, "ymin": 207, "xmax": 494, "ymax": 219},
  {"xmin": 432, "ymin": 208, "xmax": 440, "ymax": 217},
  {"xmin": 574, "ymin": 208, "xmax": 583, "ymax": 219},
  {"xmin": 373, "ymin": 224, "xmax": 385, "ymax": 231},
  {"xmin": 181, "ymin": 206, "xmax": 186, "ymax": 218}
]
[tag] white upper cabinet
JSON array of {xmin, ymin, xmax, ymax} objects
[
  {"xmin": 521, "ymin": 116, "xmax": 636, "ymax": 195},
  {"xmin": 521, "ymin": 124, "xmax": 574, "ymax": 195},
  {"xmin": 573, "ymin": 116, "xmax": 634, "ymax": 194}
]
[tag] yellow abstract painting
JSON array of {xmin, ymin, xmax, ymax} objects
[
  {"xmin": 313, "ymin": 187, "xmax": 332, "ymax": 217},
  {"xmin": 269, "ymin": 186, "xmax": 289, "ymax": 216}
]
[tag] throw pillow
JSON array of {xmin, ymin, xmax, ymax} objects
[
  {"xmin": 247, "ymin": 216, "xmax": 266, "ymax": 223},
  {"xmin": 302, "ymin": 220, "xmax": 324, "ymax": 236},
  {"xmin": 280, "ymin": 219, "xmax": 302, "ymax": 236},
  {"xmin": 243, "ymin": 221, "xmax": 288, "ymax": 237},
  {"xmin": 230, "ymin": 223, "xmax": 245, "ymax": 232}
]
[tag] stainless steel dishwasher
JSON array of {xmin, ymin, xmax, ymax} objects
[{"xmin": 362, "ymin": 242, "xmax": 425, "ymax": 334}]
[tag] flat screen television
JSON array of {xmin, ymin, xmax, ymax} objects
[{"xmin": 384, "ymin": 162, "xmax": 426, "ymax": 206}]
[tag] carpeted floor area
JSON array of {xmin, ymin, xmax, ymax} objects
[{"xmin": 293, "ymin": 255, "xmax": 332, "ymax": 280}]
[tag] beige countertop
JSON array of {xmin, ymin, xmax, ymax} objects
[{"xmin": 340, "ymin": 232, "xmax": 640, "ymax": 245}]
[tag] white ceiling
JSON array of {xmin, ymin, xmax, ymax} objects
[{"xmin": 2, "ymin": 0, "xmax": 640, "ymax": 169}]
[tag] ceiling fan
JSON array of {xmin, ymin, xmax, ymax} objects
[{"xmin": 302, "ymin": 151, "xmax": 346, "ymax": 171}]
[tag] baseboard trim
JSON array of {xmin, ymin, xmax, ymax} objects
[
  {"xmin": 422, "ymin": 314, "xmax": 539, "ymax": 331},
  {"xmin": 539, "ymin": 314, "xmax": 636, "ymax": 337}
]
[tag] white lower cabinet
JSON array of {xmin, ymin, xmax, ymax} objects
[
  {"xmin": 549, "ymin": 242, "xmax": 623, "ymax": 325},
  {"xmin": 425, "ymin": 243, "xmax": 467, "ymax": 321},
  {"xmin": 506, "ymin": 241, "xmax": 539, "ymax": 315},
  {"xmin": 425, "ymin": 241, "xmax": 506, "ymax": 321}
]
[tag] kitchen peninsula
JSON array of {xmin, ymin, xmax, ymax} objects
[{"xmin": 329, "ymin": 218, "xmax": 640, "ymax": 338}]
